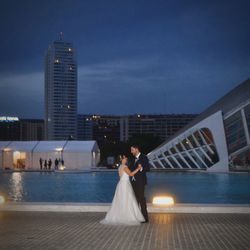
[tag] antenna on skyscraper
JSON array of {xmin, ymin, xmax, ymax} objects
[{"xmin": 59, "ymin": 32, "xmax": 63, "ymax": 41}]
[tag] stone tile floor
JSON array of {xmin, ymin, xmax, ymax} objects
[{"xmin": 0, "ymin": 211, "xmax": 249, "ymax": 250}]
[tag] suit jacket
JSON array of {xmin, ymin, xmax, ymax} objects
[{"xmin": 129, "ymin": 153, "xmax": 150, "ymax": 186}]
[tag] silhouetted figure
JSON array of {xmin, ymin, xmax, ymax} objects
[
  {"xmin": 48, "ymin": 159, "xmax": 52, "ymax": 170},
  {"xmin": 55, "ymin": 158, "xmax": 59, "ymax": 170},
  {"xmin": 61, "ymin": 159, "xmax": 64, "ymax": 166},
  {"xmin": 39, "ymin": 158, "xmax": 43, "ymax": 170},
  {"xmin": 44, "ymin": 160, "xmax": 48, "ymax": 170}
]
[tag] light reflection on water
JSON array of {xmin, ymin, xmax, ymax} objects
[
  {"xmin": 0, "ymin": 171, "xmax": 249, "ymax": 203},
  {"xmin": 9, "ymin": 172, "xmax": 24, "ymax": 201}
]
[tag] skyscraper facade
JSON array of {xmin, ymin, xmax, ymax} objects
[{"xmin": 45, "ymin": 34, "xmax": 77, "ymax": 140}]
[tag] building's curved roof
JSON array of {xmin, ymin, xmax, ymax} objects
[{"xmin": 152, "ymin": 78, "xmax": 250, "ymax": 153}]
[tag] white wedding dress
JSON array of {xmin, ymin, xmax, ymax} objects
[{"xmin": 100, "ymin": 164, "xmax": 145, "ymax": 225}]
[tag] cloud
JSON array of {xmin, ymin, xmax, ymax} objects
[
  {"xmin": 0, "ymin": 71, "xmax": 44, "ymax": 118},
  {"xmin": 0, "ymin": 55, "xmax": 249, "ymax": 118},
  {"xmin": 77, "ymin": 56, "xmax": 250, "ymax": 114}
]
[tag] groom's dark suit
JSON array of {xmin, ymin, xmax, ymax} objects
[{"xmin": 129, "ymin": 153, "xmax": 150, "ymax": 222}]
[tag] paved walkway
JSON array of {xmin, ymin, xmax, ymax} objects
[{"xmin": 0, "ymin": 211, "xmax": 249, "ymax": 250}]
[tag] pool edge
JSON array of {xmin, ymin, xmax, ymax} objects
[{"xmin": 1, "ymin": 202, "xmax": 250, "ymax": 214}]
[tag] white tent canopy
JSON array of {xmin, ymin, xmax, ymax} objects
[
  {"xmin": 7, "ymin": 141, "xmax": 39, "ymax": 151},
  {"xmin": 0, "ymin": 141, "xmax": 11, "ymax": 169},
  {"xmin": 63, "ymin": 141, "xmax": 100, "ymax": 168},
  {"xmin": 0, "ymin": 141, "xmax": 100, "ymax": 170},
  {"xmin": 3, "ymin": 141, "xmax": 39, "ymax": 169},
  {"xmin": 0, "ymin": 141, "xmax": 12, "ymax": 149},
  {"xmin": 33, "ymin": 141, "xmax": 67, "ymax": 152}
]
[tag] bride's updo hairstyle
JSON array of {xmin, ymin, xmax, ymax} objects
[{"xmin": 119, "ymin": 154, "xmax": 128, "ymax": 164}]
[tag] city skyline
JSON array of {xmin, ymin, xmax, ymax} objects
[{"xmin": 0, "ymin": 0, "xmax": 250, "ymax": 118}]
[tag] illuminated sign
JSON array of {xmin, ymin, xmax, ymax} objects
[{"xmin": 0, "ymin": 116, "xmax": 19, "ymax": 122}]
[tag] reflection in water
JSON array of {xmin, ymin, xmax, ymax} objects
[
  {"xmin": 9, "ymin": 173, "xmax": 23, "ymax": 201},
  {"xmin": 214, "ymin": 173, "xmax": 229, "ymax": 192},
  {"xmin": 0, "ymin": 172, "xmax": 249, "ymax": 203}
]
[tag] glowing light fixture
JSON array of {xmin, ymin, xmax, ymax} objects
[
  {"xmin": 55, "ymin": 148, "xmax": 63, "ymax": 152},
  {"xmin": 59, "ymin": 165, "xmax": 66, "ymax": 171},
  {"xmin": 0, "ymin": 195, "xmax": 5, "ymax": 204},
  {"xmin": 152, "ymin": 196, "xmax": 174, "ymax": 205}
]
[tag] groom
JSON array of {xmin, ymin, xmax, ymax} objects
[{"xmin": 129, "ymin": 144, "xmax": 150, "ymax": 223}]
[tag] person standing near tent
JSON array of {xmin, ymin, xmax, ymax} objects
[
  {"xmin": 48, "ymin": 159, "xmax": 52, "ymax": 170},
  {"xmin": 55, "ymin": 158, "xmax": 59, "ymax": 170},
  {"xmin": 44, "ymin": 160, "xmax": 48, "ymax": 170},
  {"xmin": 39, "ymin": 158, "xmax": 43, "ymax": 170}
]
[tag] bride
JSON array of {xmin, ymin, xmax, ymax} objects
[{"xmin": 100, "ymin": 155, "xmax": 145, "ymax": 225}]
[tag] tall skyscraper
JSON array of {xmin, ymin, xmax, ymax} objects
[{"xmin": 45, "ymin": 33, "xmax": 77, "ymax": 140}]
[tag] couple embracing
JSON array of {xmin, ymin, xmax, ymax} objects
[{"xmin": 100, "ymin": 144, "xmax": 150, "ymax": 225}]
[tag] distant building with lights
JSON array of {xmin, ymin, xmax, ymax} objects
[
  {"xmin": 0, "ymin": 116, "xmax": 20, "ymax": 141},
  {"xmin": 20, "ymin": 119, "xmax": 44, "ymax": 141},
  {"xmin": 77, "ymin": 114, "xmax": 197, "ymax": 144},
  {"xmin": 0, "ymin": 117, "xmax": 44, "ymax": 141},
  {"xmin": 77, "ymin": 115, "xmax": 93, "ymax": 140},
  {"xmin": 92, "ymin": 115, "xmax": 120, "ymax": 145},
  {"xmin": 77, "ymin": 114, "xmax": 120, "ymax": 144},
  {"xmin": 120, "ymin": 114, "xmax": 197, "ymax": 142},
  {"xmin": 148, "ymin": 79, "xmax": 250, "ymax": 172},
  {"xmin": 45, "ymin": 33, "xmax": 77, "ymax": 140}
]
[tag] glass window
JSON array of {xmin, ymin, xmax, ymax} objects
[
  {"xmin": 164, "ymin": 150, "xmax": 170, "ymax": 156},
  {"xmin": 170, "ymin": 147, "xmax": 177, "ymax": 154},
  {"xmin": 230, "ymin": 148, "xmax": 250, "ymax": 171},
  {"xmin": 153, "ymin": 161, "xmax": 163, "ymax": 168},
  {"xmin": 195, "ymin": 148, "xmax": 211, "ymax": 168},
  {"xmin": 194, "ymin": 131, "xmax": 204, "ymax": 145},
  {"xmin": 200, "ymin": 128, "xmax": 215, "ymax": 144},
  {"xmin": 167, "ymin": 156, "xmax": 180, "ymax": 168},
  {"xmin": 149, "ymin": 162, "xmax": 155, "ymax": 168},
  {"xmin": 187, "ymin": 135, "xmax": 197, "ymax": 148},
  {"xmin": 224, "ymin": 111, "xmax": 247, "ymax": 154},
  {"xmin": 181, "ymin": 152, "xmax": 198, "ymax": 168},
  {"xmin": 244, "ymin": 104, "xmax": 250, "ymax": 137},
  {"xmin": 175, "ymin": 155, "xmax": 190, "ymax": 168},
  {"xmin": 182, "ymin": 138, "xmax": 191, "ymax": 150},
  {"xmin": 176, "ymin": 143, "xmax": 183, "ymax": 152},
  {"xmin": 158, "ymin": 154, "xmax": 164, "ymax": 158},
  {"xmin": 160, "ymin": 159, "xmax": 172, "ymax": 168}
]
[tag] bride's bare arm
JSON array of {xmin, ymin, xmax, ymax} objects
[{"xmin": 124, "ymin": 164, "xmax": 142, "ymax": 176}]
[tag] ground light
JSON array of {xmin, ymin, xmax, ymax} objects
[{"xmin": 152, "ymin": 196, "xmax": 174, "ymax": 205}]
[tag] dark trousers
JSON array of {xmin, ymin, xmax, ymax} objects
[{"xmin": 131, "ymin": 181, "xmax": 148, "ymax": 221}]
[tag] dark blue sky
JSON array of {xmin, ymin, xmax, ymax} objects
[{"xmin": 0, "ymin": 0, "xmax": 250, "ymax": 118}]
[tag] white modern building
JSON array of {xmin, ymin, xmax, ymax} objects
[
  {"xmin": 148, "ymin": 79, "xmax": 250, "ymax": 172},
  {"xmin": 0, "ymin": 141, "xmax": 100, "ymax": 170},
  {"xmin": 45, "ymin": 33, "xmax": 77, "ymax": 140}
]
